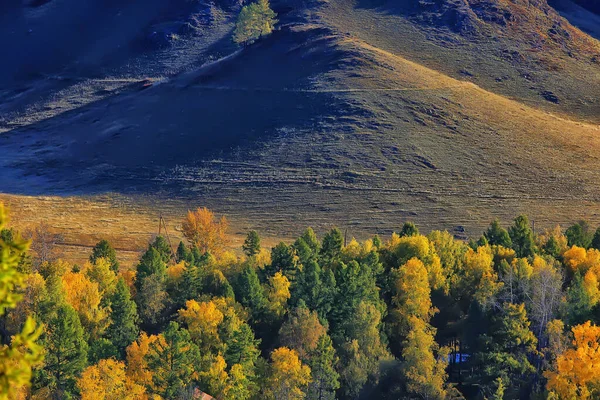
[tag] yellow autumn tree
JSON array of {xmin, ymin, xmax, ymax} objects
[
  {"xmin": 563, "ymin": 246, "xmax": 589, "ymax": 272},
  {"xmin": 464, "ymin": 245, "xmax": 494, "ymax": 282},
  {"xmin": 388, "ymin": 235, "xmax": 446, "ymax": 292},
  {"xmin": 563, "ymin": 246, "xmax": 600, "ymax": 273},
  {"xmin": 6, "ymin": 273, "xmax": 46, "ymax": 334},
  {"xmin": 199, "ymin": 355, "xmax": 254, "ymax": 400},
  {"xmin": 120, "ymin": 270, "xmax": 137, "ymax": 296},
  {"xmin": 584, "ymin": 270, "xmax": 600, "ymax": 307},
  {"xmin": 254, "ymin": 247, "xmax": 272, "ymax": 268},
  {"xmin": 463, "ymin": 246, "xmax": 503, "ymax": 307},
  {"xmin": 225, "ymin": 363, "xmax": 253, "ymax": 400},
  {"xmin": 401, "ymin": 316, "xmax": 448, "ymax": 399},
  {"xmin": 0, "ymin": 204, "xmax": 43, "ymax": 399},
  {"xmin": 392, "ymin": 257, "xmax": 449, "ymax": 397},
  {"xmin": 266, "ymin": 272, "xmax": 291, "ymax": 318},
  {"xmin": 491, "ymin": 245, "xmax": 517, "ymax": 267},
  {"xmin": 215, "ymin": 250, "xmax": 241, "ymax": 275},
  {"xmin": 342, "ymin": 238, "xmax": 362, "ymax": 261},
  {"xmin": 392, "ymin": 258, "xmax": 433, "ymax": 331},
  {"xmin": 201, "ymin": 355, "xmax": 229, "ymax": 398},
  {"xmin": 265, "ymin": 347, "xmax": 311, "ymax": 400},
  {"xmin": 62, "ymin": 271, "xmax": 109, "ymax": 339},
  {"xmin": 178, "ymin": 299, "xmax": 224, "ymax": 352},
  {"xmin": 341, "ymin": 238, "xmax": 378, "ymax": 262},
  {"xmin": 77, "ymin": 358, "xmax": 145, "ymax": 400},
  {"xmin": 545, "ymin": 321, "xmax": 600, "ymax": 399},
  {"xmin": 82, "ymin": 257, "xmax": 117, "ymax": 297},
  {"xmin": 537, "ymin": 225, "xmax": 569, "ymax": 256},
  {"xmin": 125, "ymin": 332, "xmax": 160, "ymax": 389},
  {"xmin": 182, "ymin": 207, "xmax": 229, "ymax": 256},
  {"xmin": 166, "ymin": 262, "xmax": 186, "ymax": 282},
  {"xmin": 233, "ymin": 0, "xmax": 277, "ymax": 46}
]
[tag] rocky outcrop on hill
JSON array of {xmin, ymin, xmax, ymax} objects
[{"xmin": 411, "ymin": 0, "xmax": 600, "ymax": 58}]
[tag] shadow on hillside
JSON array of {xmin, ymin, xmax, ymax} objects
[
  {"xmin": 550, "ymin": 0, "xmax": 600, "ymax": 40},
  {"xmin": 0, "ymin": 22, "xmax": 238, "ymax": 133},
  {"xmin": 0, "ymin": 26, "xmax": 352, "ymax": 196},
  {"xmin": 0, "ymin": 0, "xmax": 173, "ymax": 85},
  {"xmin": 353, "ymin": 0, "xmax": 414, "ymax": 15}
]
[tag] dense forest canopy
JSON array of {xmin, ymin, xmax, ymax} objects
[{"xmin": 3, "ymin": 204, "xmax": 600, "ymax": 399}]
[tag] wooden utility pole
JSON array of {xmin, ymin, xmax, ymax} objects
[{"xmin": 158, "ymin": 213, "xmax": 177, "ymax": 260}]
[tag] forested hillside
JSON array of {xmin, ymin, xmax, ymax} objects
[{"xmin": 4, "ymin": 204, "xmax": 600, "ymax": 399}]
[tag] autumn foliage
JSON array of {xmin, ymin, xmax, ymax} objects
[
  {"xmin": 545, "ymin": 321, "xmax": 600, "ymax": 399},
  {"xmin": 8, "ymin": 205, "xmax": 600, "ymax": 399},
  {"xmin": 182, "ymin": 207, "xmax": 229, "ymax": 256}
]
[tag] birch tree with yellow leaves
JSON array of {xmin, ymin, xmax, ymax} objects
[{"xmin": 0, "ymin": 204, "xmax": 43, "ymax": 399}]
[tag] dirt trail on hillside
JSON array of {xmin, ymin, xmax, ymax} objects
[{"xmin": 189, "ymin": 84, "xmax": 467, "ymax": 92}]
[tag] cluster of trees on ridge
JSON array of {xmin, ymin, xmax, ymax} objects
[{"xmin": 3, "ymin": 204, "xmax": 600, "ymax": 399}]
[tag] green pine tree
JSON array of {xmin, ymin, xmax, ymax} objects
[
  {"xmin": 477, "ymin": 235, "xmax": 489, "ymax": 248},
  {"xmin": 543, "ymin": 235, "xmax": 561, "ymax": 258},
  {"xmin": 400, "ymin": 222, "xmax": 419, "ymax": 237},
  {"xmin": 320, "ymin": 228, "xmax": 343, "ymax": 266},
  {"xmin": 175, "ymin": 264, "xmax": 206, "ymax": 306},
  {"xmin": 508, "ymin": 215, "xmax": 536, "ymax": 258},
  {"xmin": 176, "ymin": 241, "xmax": 191, "ymax": 263},
  {"xmin": 147, "ymin": 322, "xmax": 201, "ymax": 398},
  {"xmin": 135, "ymin": 247, "xmax": 166, "ymax": 291},
  {"xmin": 225, "ymin": 323, "xmax": 261, "ymax": 372},
  {"xmin": 484, "ymin": 219, "xmax": 512, "ymax": 248},
  {"xmin": 307, "ymin": 334, "xmax": 340, "ymax": 400},
  {"xmin": 293, "ymin": 237, "xmax": 314, "ymax": 266},
  {"xmin": 89, "ymin": 239, "xmax": 119, "ymax": 273},
  {"xmin": 243, "ymin": 230, "xmax": 261, "ymax": 258},
  {"xmin": 235, "ymin": 265, "xmax": 268, "ymax": 315},
  {"xmin": 38, "ymin": 304, "xmax": 88, "ymax": 398},
  {"xmin": 87, "ymin": 338, "xmax": 118, "ymax": 364},
  {"xmin": 293, "ymin": 259, "xmax": 323, "ymax": 311},
  {"xmin": 591, "ymin": 227, "xmax": 600, "ymax": 251},
  {"xmin": 468, "ymin": 303, "xmax": 537, "ymax": 397},
  {"xmin": 106, "ymin": 278, "xmax": 139, "ymax": 357},
  {"xmin": 300, "ymin": 228, "xmax": 320, "ymax": 254},
  {"xmin": 150, "ymin": 236, "xmax": 173, "ymax": 263},
  {"xmin": 268, "ymin": 242, "xmax": 297, "ymax": 282},
  {"xmin": 565, "ymin": 221, "xmax": 592, "ymax": 248},
  {"xmin": 565, "ymin": 272, "xmax": 594, "ymax": 326}
]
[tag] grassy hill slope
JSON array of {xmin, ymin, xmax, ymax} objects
[{"xmin": 1, "ymin": 0, "xmax": 600, "ymax": 259}]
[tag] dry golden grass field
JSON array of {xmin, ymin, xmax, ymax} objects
[{"xmin": 0, "ymin": 193, "xmax": 284, "ymax": 268}]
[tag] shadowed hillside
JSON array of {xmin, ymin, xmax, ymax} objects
[
  {"xmin": 1, "ymin": 0, "xmax": 600, "ymax": 252},
  {"xmin": 551, "ymin": 0, "xmax": 600, "ymax": 39},
  {"xmin": 0, "ymin": 0, "xmax": 238, "ymax": 132}
]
